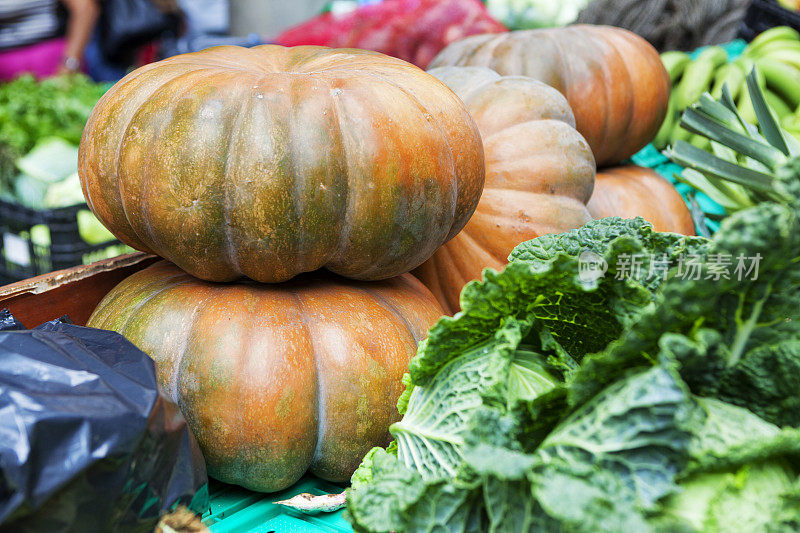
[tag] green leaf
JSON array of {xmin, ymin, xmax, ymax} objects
[
  {"xmin": 745, "ymin": 68, "xmax": 790, "ymax": 157},
  {"xmin": 531, "ymin": 367, "xmax": 695, "ymax": 533},
  {"xmin": 392, "ymin": 319, "xmax": 525, "ymax": 479},
  {"xmin": 656, "ymin": 398, "xmax": 800, "ymax": 532},
  {"xmin": 346, "ymin": 449, "xmax": 483, "ymax": 533},
  {"xmin": 570, "ymin": 201, "xmax": 800, "ymax": 410}
]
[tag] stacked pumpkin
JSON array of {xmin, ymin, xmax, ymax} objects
[
  {"xmin": 418, "ymin": 24, "xmax": 694, "ymax": 313},
  {"xmin": 80, "ymin": 45, "xmax": 484, "ymax": 492}
]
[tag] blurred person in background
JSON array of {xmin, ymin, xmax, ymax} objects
[
  {"xmin": 159, "ymin": 0, "xmax": 261, "ymax": 58},
  {"xmin": 0, "ymin": 0, "xmax": 99, "ymax": 80}
]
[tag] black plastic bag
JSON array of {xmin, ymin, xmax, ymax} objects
[{"xmin": 0, "ymin": 312, "xmax": 208, "ymax": 532}]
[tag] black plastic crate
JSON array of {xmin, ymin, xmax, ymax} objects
[
  {"xmin": 740, "ymin": 0, "xmax": 800, "ymax": 41},
  {"xmin": 0, "ymin": 200, "xmax": 129, "ymax": 284}
]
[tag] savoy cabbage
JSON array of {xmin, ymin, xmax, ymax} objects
[{"xmin": 346, "ymin": 202, "xmax": 800, "ymax": 532}]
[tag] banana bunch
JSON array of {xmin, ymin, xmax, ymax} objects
[{"xmin": 655, "ymin": 26, "xmax": 800, "ymax": 150}]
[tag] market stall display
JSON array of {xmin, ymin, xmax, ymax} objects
[
  {"xmin": 670, "ymin": 70, "xmax": 800, "ymax": 214},
  {"xmin": 656, "ymin": 27, "xmax": 800, "ymax": 150},
  {"xmin": 0, "ymin": 74, "xmax": 127, "ymax": 282},
  {"xmin": 78, "ymin": 45, "xmax": 484, "ymax": 283},
  {"xmin": 4, "ymin": 4, "xmax": 800, "ymax": 531},
  {"xmin": 348, "ymin": 199, "xmax": 800, "ymax": 531},
  {"xmin": 429, "ymin": 25, "xmax": 670, "ymax": 166}
]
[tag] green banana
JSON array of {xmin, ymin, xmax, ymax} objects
[
  {"xmin": 760, "ymin": 47, "xmax": 800, "ymax": 71},
  {"xmin": 672, "ymin": 46, "xmax": 728, "ymax": 110},
  {"xmin": 764, "ymin": 88, "xmax": 793, "ymax": 119},
  {"xmin": 782, "ymin": 114, "xmax": 800, "ymax": 130},
  {"xmin": 736, "ymin": 86, "xmax": 758, "ymax": 124},
  {"xmin": 654, "ymin": 97, "xmax": 678, "ymax": 149},
  {"xmin": 756, "ymin": 56, "xmax": 800, "ymax": 109},
  {"xmin": 661, "ymin": 51, "xmax": 691, "ymax": 84},
  {"xmin": 745, "ymin": 26, "xmax": 800, "ymax": 57},
  {"xmin": 745, "ymin": 39, "xmax": 800, "ymax": 60},
  {"xmin": 711, "ymin": 61, "xmax": 745, "ymax": 100}
]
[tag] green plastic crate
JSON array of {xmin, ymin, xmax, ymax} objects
[{"xmin": 203, "ymin": 476, "xmax": 352, "ymax": 533}]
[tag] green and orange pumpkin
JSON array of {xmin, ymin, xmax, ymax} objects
[
  {"xmin": 79, "ymin": 45, "xmax": 485, "ymax": 283},
  {"xmin": 87, "ymin": 261, "xmax": 443, "ymax": 492}
]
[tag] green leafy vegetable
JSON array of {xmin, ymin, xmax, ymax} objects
[
  {"xmin": 0, "ymin": 73, "xmax": 106, "ymax": 185},
  {"xmin": 348, "ymin": 193, "xmax": 800, "ymax": 531}
]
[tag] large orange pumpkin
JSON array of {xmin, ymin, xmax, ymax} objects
[
  {"xmin": 588, "ymin": 165, "xmax": 696, "ymax": 235},
  {"xmin": 413, "ymin": 66, "xmax": 595, "ymax": 314},
  {"xmin": 86, "ymin": 261, "xmax": 442, "ymax": 492},
  {"xmin": 79, "ymin": 45, "xmax": 484, "ymax": 283},
  {"xmin": 428, "ymin": 25, "xmax": 670, "ymax": 166}
]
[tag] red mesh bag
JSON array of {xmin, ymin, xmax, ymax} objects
[{"xmin": 275, "ymin": 0, "xmax": 507, "ymax": 68}]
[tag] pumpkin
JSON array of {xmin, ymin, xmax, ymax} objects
[
  {"xmin": 413, "ymin": 66, "xmax": 595, "ymax": 314},
  {"xmin": 86, "ymin": 261, "xmax": 443, "ymax": 492},
  {"xmin": 588, "ymin": 165, "xmax": 696, "ymax": 235},
  {"xmin": 428, "ymin": 25, "xmax": 670, "ymax": 166},
  {"xmin": 79, "ymin": 45, "xmax": 485, "ymax": 283}
]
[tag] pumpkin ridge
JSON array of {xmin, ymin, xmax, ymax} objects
[
  {"xmin": 323, "ymin": 69, "xmax": 458, "ymax": 279},
  {"xmin": 421, "ymin": 243, "xmax": 461, "ymax": 314},
  {"xmin": 589, "ymin": 30, "xmax": 619, "ymax": 163},
  {"xmin": 325, "ymin": 77, "xmax": 354, "ymax": 265},
  {"xmin": 597, "ymin": 29, "xmax": 636, "ymax": 164},
  {"xmin": 124, "ymin": 70, "xmax": 216, "ymax": 255},
  {"xmin": 466, "ymin": 33, "xmax": 505, "ymax": 68},
  {"xmin": 348, "ymin": 69, "xmax": 460, "ymax": 246},
  {"xmin": 118, "ymin": 277, "xmax": 195, "ymax": 347},
  {"xmin": 287, "ymin": 289, "xmax": 325, "ymax": 470},
  {"xmin": 101, "ymin": 69, "xmax": 216, "ymax": 251},
  {"xmin": 447, "ymin": 228, "xmax": 504, "ymax": 277},
  {"xmin": 171, "ymin": 283, "xmax": 218, "ymax": 404},
  {"xmin": 355, "ymin": 284, "xmax": 419, "ymax": 345},
  {"xmin": 219, "ymin": 80, "xmax": 250, "ymax": 275},
  {"xmin": 91, "ymin": 267, "xmax": 189, "ymax": 328}
]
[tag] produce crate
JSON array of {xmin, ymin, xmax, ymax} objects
[
  {"xmin": 0, "ymin": 199, "xmax": 128, "ymax": 285},
  {"xmin": 204, "ymin": 478, "xmax": 350, "ymax": 532},
  {"xmin": 739, "ymin": 0, "xmax": 800, "ymax": 41},
  {"xmin": 0, "ymin": 254, "xmax": 353, "ymax": 532}
]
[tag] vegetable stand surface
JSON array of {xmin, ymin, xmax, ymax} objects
[{"xmin": 205, "ymin": 478, "xmax": 350, "ymax": 532}]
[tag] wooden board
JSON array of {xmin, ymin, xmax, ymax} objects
[{"xmin": 0, "ymin": 253, "xmax": 158, "ymax": 327}]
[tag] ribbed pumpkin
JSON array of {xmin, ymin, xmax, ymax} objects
[
  {"xmin": 413, "ymin": 66, "xmax": 595, "ymax": 314},
  {"xmin": 428, "ymin": 25, "xmax": 670, "ymax": 166},
  {"xmin": 79, "ymin": 45, "xmax": 484, "ymax": 283},
  {"xmin": 588, "ymin": 165, "xmax": 696, "ymax": 235},
  {"xmin": 86, "ymin": 261, "xmax": 443, "ymax": 492}
]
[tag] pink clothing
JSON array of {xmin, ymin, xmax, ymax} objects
[{"xmin": 0, "ymin": 37, "xmax": 67, "ymax": 80}]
